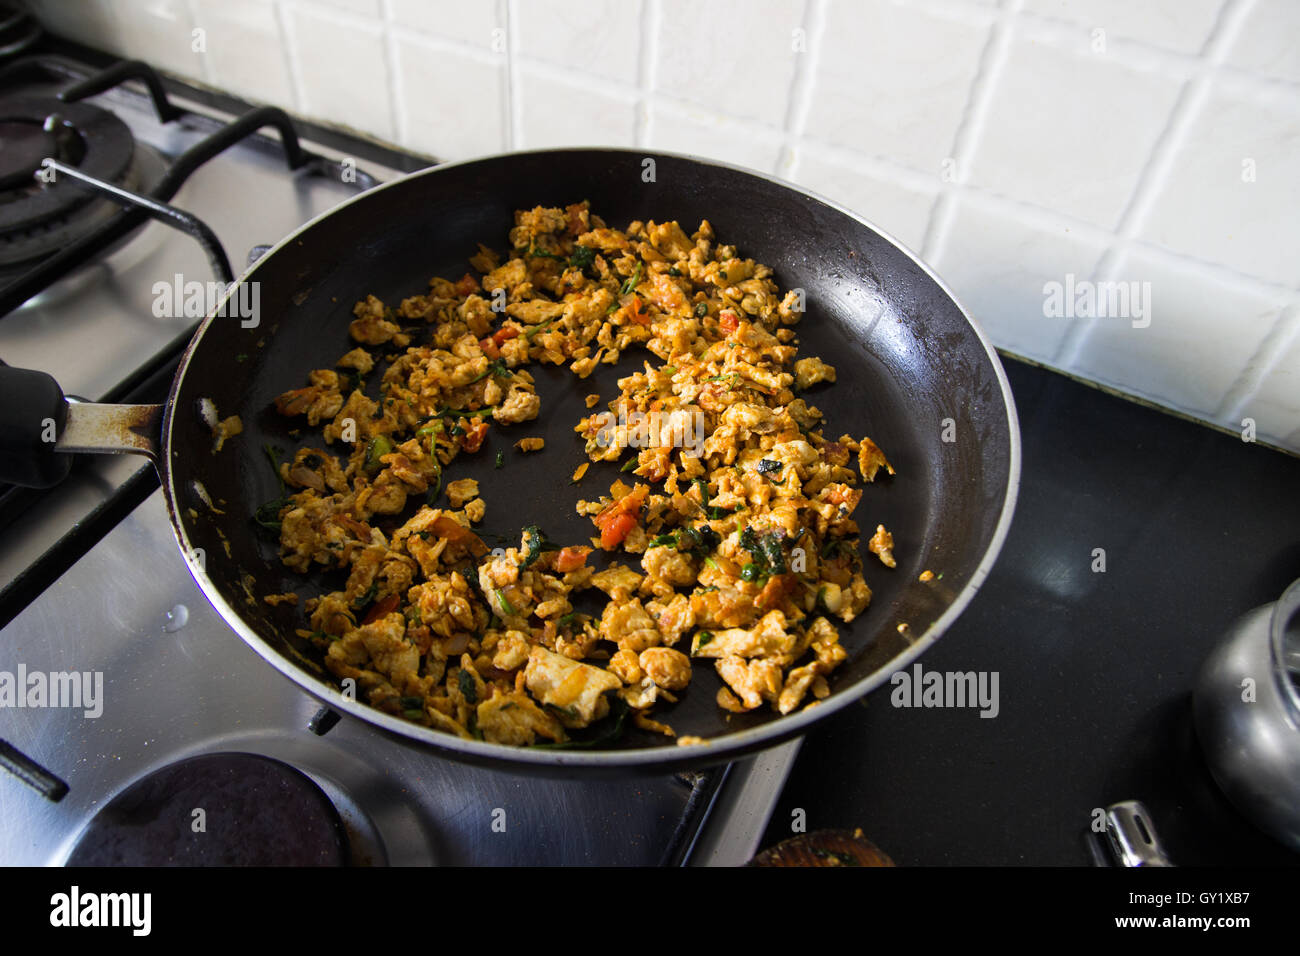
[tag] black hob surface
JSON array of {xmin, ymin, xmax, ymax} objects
[{"xmin": 765, "ymin": 356, "xmax": 1300, "ymax": 866}]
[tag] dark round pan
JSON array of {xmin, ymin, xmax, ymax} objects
[{"xmin": 4, "ymin": 149, "xmax": 1021, "ymax": 775}]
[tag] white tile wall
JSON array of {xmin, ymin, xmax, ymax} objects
[
  {"xmin": 392, "ymin": 32, "xmax": 507, "ymax": 157},
  {"xmin": 804, "ymin": 0, "xmax": 992, "ymax": 174},
  {"xmin": 647, "ymin": 99, "xmax": 786, "ymax": 172},
  {"xmin": 515, "ymin": 65, "xmax": 637, "ymax": 150},
  {"xmin": 1021, "ymin": 0, "xmax": 1224, "ymax": 55},
  {"xmin": 933, "ymin": 197, "xmax": 1108, "ymax": 362},
  {"xmin": 653, "ymin": 0, "xmax": 800, "ymax": 129},
  {"xmin": 1237, "ymin": 308, "xmax": 1300, "ymax": 448},
  {"xmin": 966, "ymin": 31, "xmax": 1184, "ymax": 230},
  {"xmin": 23, "ymin": 0, "xmax": 1300, "ymax": 455},
  {"xmin": 513, "ymin": 0, "xmax": 642, "ymax": 86},
  {"xmin": 1139, "ymin": 78, "xmax": 1300, "ymax": 287},
  {"xmin": 190, "ymin": 0, "xmax": 295, "ymax": 105},
  {"xmin": 284, "ymin": 3, "xmax": 394, "ymax": 140},
  {"xmin": 1067, "ymin": 247, "xmax": 1287, "ymax": 417},
  {"xmin": 1227, "ymin": 0, "xmax": 1300, "ymax": 82}
]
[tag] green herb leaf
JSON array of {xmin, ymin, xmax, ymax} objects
[
  {"xmin": 526, "ymin": 242, "xmax": 566, "ymax": 261},
  {"xmin": 619, "ymin": 260, "xmax": 644, "ymax": 297},
  {"xmin": 352, "ymin": 581, "xmax": 379, "ymax": 610},
  {"xmin": 437, "ymin": 406, "xmax": 496, "ymax": 420},
  {"xmin": 364, "ymin": 435, "xmax": 394, "ymax": 474},
  {"xmin": 739, "ymin": 527, "xmax": 788, "ymax": 575},
  {"xmin": 458, "ymin": 668, "xmax": 478, "ymax": 705},
  {"xmin": 520, "ymin": 526, "xmax": 548, "ymax": 569},
  {"xmin": 252, "ymin": 496, "xmax": 288, "ymax": 533},
  {"xmin": 263, "ymin": 444, "xmax": 286, "ymax": 489},
  {"xmin": 468, "ymin": 357, "xmax": 510, "ymax": 384}
]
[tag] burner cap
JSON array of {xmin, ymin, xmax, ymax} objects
[
  {"xmin": 0, "ymin": 94, "xmax": 135, "ymax": 260},
  {"xmin": 0, "ymin": 118, "xmax": 61, "ymax": 190},
  {"xmin": 66, "ymin": 752, "xmax": 350, "ymax": 866}
]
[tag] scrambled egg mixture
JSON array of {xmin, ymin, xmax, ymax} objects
[{"xmin": 266, "ymin": 202, "xmax": 895, "ymax": 747}]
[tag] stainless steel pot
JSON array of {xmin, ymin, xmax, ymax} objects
[{"xmin": 1194, "ymin": 577, "xmax": 1300, "ymax": 849}]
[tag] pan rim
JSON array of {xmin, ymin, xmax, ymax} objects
[{"xmin": 162, "ymin": 146, "xmax": 1022, "ymax": 769}]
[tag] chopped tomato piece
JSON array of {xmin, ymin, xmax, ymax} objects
[
  {"xmin": 362, "ymin": 593, "xmax": 399, "ymax": 624},
  {"xmin": 754, "ymin": 573, "xmax": 797, "ymax": 612},
  {"xmin": 479, "ymin": 326, "xmax": 518, "ymax": 359},
  {"xmin": 719, "ymin": 310, "xmax": 739, "ymax": 333},
  {"xmin": 599, "ymin": 512, "xmax": 637, "ymax": 550},
  {"xmin": 461, "ymin": 420, "xmax": 489, "ymax": 453},
  {"xmin": 824, "ymin": 485, "xmax": 862, "ymax": 508},
  {"xmin": 454, "ymin": 273, "xmax": 480, "ymax": 296},
  {"xmin": 594, "ymin": 484, "xmax": 649, "ymax": 550},
  {"xmin": 430, "ymin": 515, "xmax": 489, "ymax": 557},
  {"xmin": 630, "ymin": 297, "xmax": 650, "ymax": 326},
  {"xmin": 553, "ymin": 546, "xmax": 592, "ymax": 573}
]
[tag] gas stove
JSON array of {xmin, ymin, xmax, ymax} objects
[{"xmin": 0, "ymin": 47, "xmax": 795, "ymax": 866}]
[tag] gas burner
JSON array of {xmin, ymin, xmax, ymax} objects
[
  {"xmin": 0, "ymin": 93, "xmax": 136, "ymax": 268},
  {"xmin": 64, "ymin": 752, "xmax": 350, "ymax": 866}
]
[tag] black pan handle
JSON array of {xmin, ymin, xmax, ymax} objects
[{"xmin": 0, "ymin": 364, "xmax": 160, "ymax": 488}]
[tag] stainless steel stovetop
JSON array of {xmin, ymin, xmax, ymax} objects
[{"xmin": 0, "ymin": 52, "xmax": 797, "ymax": 866}]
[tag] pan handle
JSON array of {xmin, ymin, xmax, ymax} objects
[{"xmin": 0, "ymin": 364, "xmax": 161, "ymax": 488}]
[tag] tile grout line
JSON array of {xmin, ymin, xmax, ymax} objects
[
  {"xmin": 920, "ymin": 0, "xmax": 1020, "ymax": 264},
  {"xmin": 380, "ymin": 20, "xmax": 506, "ymax": 67},
  {"xmin": 1221, "ymin": 303, "xmax": 1300, "ymax": 425},
  {"xmin": 634, "ymin": 0, "xmax": 657, "ymax": 149},
  {"xmin": 773, "ymin": 0, "xmax": 824, "ymax": 181},
  {"xmin": 1052, "ymin": 0, "xmax": 1257, "ymax": 371},
  {"xmin": 378, "ymin": 0, "xmax": 405, "ymax": 150},
  {"xmin": 504, "ymin": 0, "xmax": 518, "ymax": 151}
]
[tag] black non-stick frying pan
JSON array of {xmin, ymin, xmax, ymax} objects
[{"xmin": 0, "ymin": 149, "xmax": 1020, "ymax": 774}]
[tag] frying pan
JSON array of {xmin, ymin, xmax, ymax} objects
[{"xmin": 0, "ymin": 149, "xmax": 1020, "ymax": 774}]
